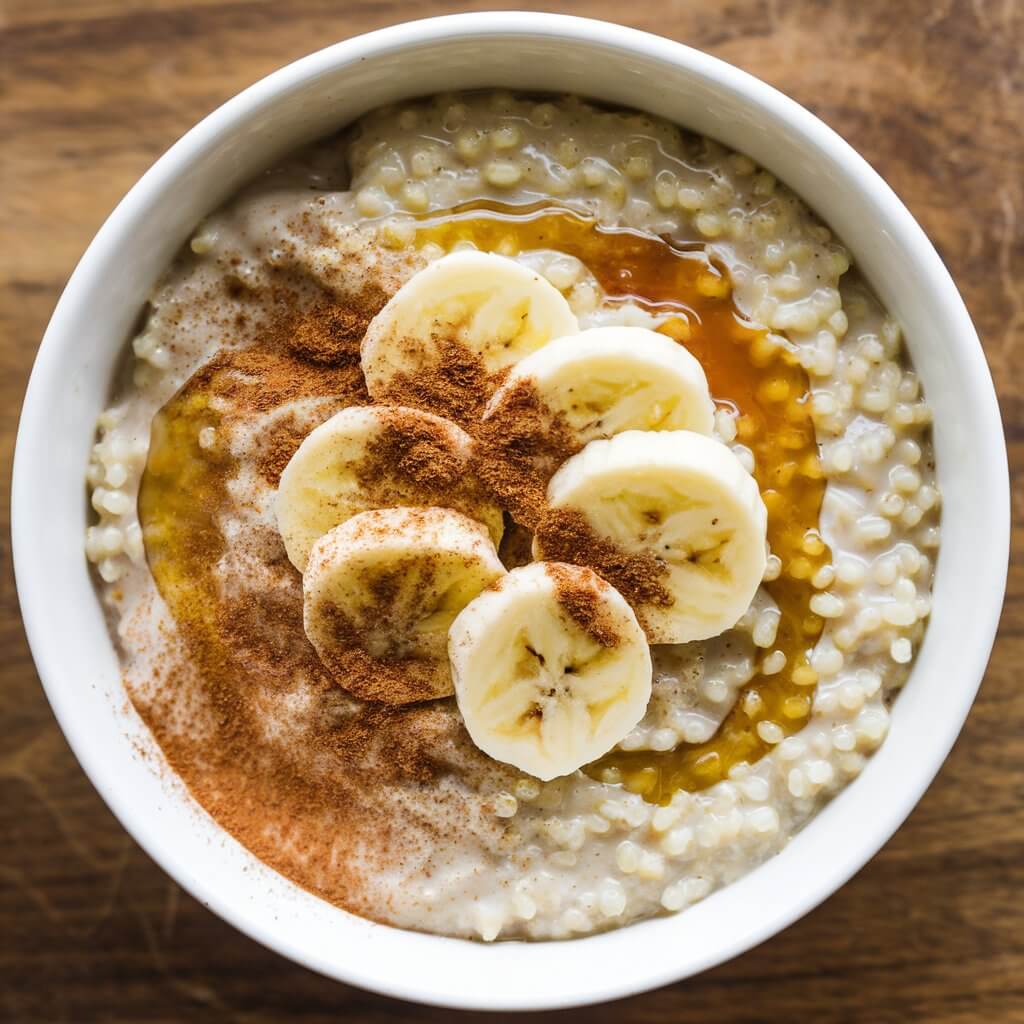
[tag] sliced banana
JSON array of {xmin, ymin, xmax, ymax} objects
[
  {"xmin": 534, "ymin": 430, "xmax": 767, "ymax": 645},
  {"xmin": 449, "ymin": 562, "xmax": 652, "ymax": 780},
  {"xmin": 483, "ymin": 326, "xmax": 715, "ymax": 448},
  {"xmin": 304, "ymin": 507, "xmax": 506, "ymax": 704},
  {"xmin": 360, "ymin": 251, "xmax": 579, "ymax": 409},
  {"xmin": 276, "ymin": 405, "xmax": 502, "ymax": 571}
]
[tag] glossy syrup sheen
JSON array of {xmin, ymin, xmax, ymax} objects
[
  {"xmin": 417, "ymin": 203, "xmax": 830, "ymax": 802},
  {"xmin": 139, "ymin": 389, "xmax": 227, "ymax": 633}
]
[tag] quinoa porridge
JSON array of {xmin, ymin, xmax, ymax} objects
[{"xmin": 85, "ymin": 92, "xmax": 939, "ymax": 941}]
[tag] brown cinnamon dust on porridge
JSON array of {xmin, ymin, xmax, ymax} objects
[
  {"xmin": 84, "ymin": 92, "xmax": 940, "ymax": 941},
  {"xmin": 136, "ymin": 300, "xmax": 513, "ymax": 922}
]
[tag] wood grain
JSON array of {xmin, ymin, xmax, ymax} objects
[{"xmin": 2, "ymin": 2, "xmax": 1022, "ymax": 1021}]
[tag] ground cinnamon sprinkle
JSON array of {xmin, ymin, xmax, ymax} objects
[
  {"xmin": 256, "ymin": 413, "xmax": 317, "ymax": 485},
  {"xmin": 535, "ymin": 507, "xmax": 673, "ymax": 611},
  {"xmin": 324, "ymin": 701, "xmax": 455, "ymax": 784},
  {"xmin": 473, "ymin": 376, "xmax": 577, "ymax": 528},
  {"xmin": 358, "ymin": 409, "xmax": 464, "ymax": 493},
  {"xmin": 545, "ymin": 562, "xmax": 621, "ymax": 648},
  {"xmin": 317, "ymin": 631, "xmax": 454, "ymax": 705},
  {"xmin": 348, "ymin": 407, "xmax": 497, "ymax": 531},
  {"xmin": 282, "ymin": 293, "xmax": 384, "ymax": 365},
  {"xmin": 374, "ymin": 337, "xmax": 507, "ymax": 428},
  {"xmin": 317, "ymin": 558, "xmax": 439, "ymax": 699},
  {"xmin": 192, "ymin": 327, "xmax": 368, "ymax": 416},
  {"xmin": 134, "ymin": 280, "xmax": 510, "ymax": 923}
]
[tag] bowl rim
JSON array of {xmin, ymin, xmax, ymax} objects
[{"xmin": 12, "ymin": 10, "xmax": 1009, "ymax": 1011}]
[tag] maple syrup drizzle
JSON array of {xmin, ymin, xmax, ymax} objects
[{"xmin": 417, "ymin": 203, "xmax": 830, "ymax": 801}]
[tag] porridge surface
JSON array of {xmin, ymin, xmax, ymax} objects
[{"xmin": 85, "ymin": 92, "xmax": 938, "ymax": 941}]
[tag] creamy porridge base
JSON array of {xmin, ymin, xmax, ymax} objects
[{"xmin": 86, "ymin": 92, "xmax": 938, "ymax": 941}]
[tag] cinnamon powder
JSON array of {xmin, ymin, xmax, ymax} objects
[
  {"xmin": 135, "ymin": 290, "xmax": 496, "ymax": 922},
  {"xmin": 255, "ymin": 413, "xmax": 318, "ymax": 485},
  {"xmin": 348, "ymin": 406, "xmax": 497, "ymax": 536},
  {"xmin": 535, "ymin": 507, "xmax": 673, "ymax": 612},
  {"xmin": 472, "ymin": 375, "xmax": 577, "ymax": 528},
  {"xmin": 372, "ymin": 337, "xmax": 506, "ymax": 428},
  {"xmin": 384, "ymin": 343, "xmax": 673, "ymax": 615},
  {"xmin": 316, "ymin": 602, "xmax": 453, "ymax": 706},
  {"xmin": 545, "ymin": 562, "xmax": 621, "ymax": 648},
  {"xmin": 357, "ymin": 409, "xmax": 464, "ymax": 494},
  {"xmin": 282, "ymin": 293, "xmax": 383, "ymax": 365}
]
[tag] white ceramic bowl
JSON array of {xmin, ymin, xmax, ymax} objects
[{"xmin": 12, "ymin": 12, "xmax": 1008, "ymax": 1011}]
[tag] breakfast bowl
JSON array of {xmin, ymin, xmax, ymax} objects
[{"xmin": 12, "ymin": 11, "xmax": 1008, "ymax": 1010}]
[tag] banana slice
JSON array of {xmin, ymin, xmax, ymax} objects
[
  {"xmin": 449, "ymin": 562, "xmax": 652, "ymax": 780},
  {"xmin": 360, "ymin": 251, "xmax": 579, "ymax": 418},
  {"xmin": 276, "ymin": 405, "xmax": 502, "ymax": 571},
  {"xmin": 304, "ymin": 507, "xmax": 506, "ymax": 704},
  {"xmin": 534, "ymin": 430, "xmax": 767, "ymax": 645},
  {"xmin": 483, "ymin": 326, "xmax": 715, "ymax": 448}
]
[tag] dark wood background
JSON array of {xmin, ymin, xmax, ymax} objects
[{"xmin": 2, "ymin": 1, "xmax": 1021, "ymax": 1021}]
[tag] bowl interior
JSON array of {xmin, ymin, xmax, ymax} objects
[{"xmin": 12, "ymin": 13, "xmax": 1008, "ymax": 1011}]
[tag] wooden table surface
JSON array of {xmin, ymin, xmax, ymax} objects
[{"xmin": 3, "ymin": 1, "xmax": 1022, "ymax": 1021}]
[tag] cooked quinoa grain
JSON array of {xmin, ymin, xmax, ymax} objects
[{"xmin": 85, "ymin": 92, "xmax": 938, "ymax": 942}]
